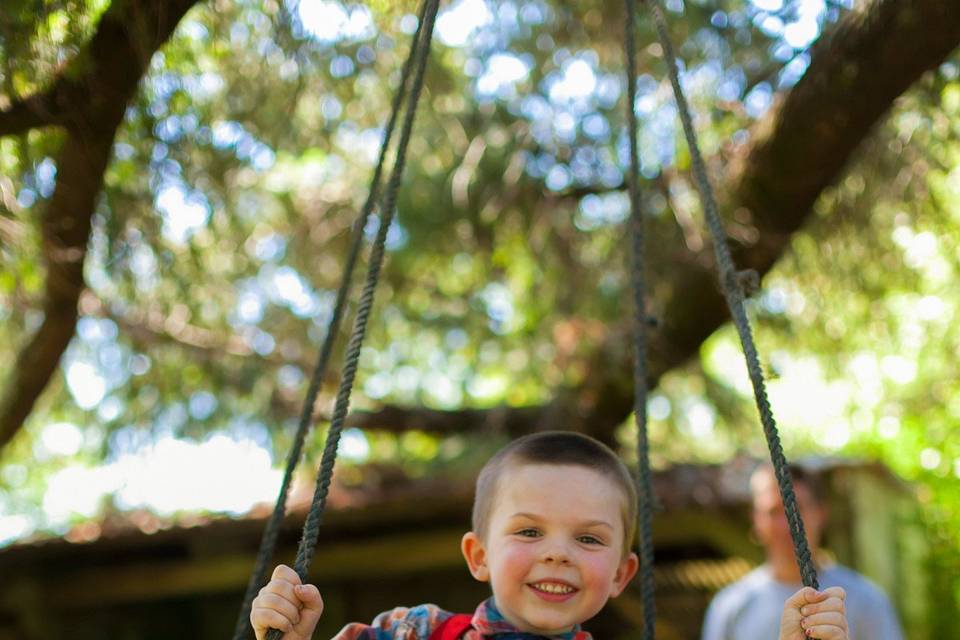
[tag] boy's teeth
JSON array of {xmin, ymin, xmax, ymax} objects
[{"xmin": 533, "ymin": 582, "xmax": 574, "ymax": 594}]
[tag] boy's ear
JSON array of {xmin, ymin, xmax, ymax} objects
[
  {"xmin": 461, "ymin": 531, "xmax": 490, "ymax": 582},
  {"xmin": 609, "ymin": 552, "xmax": 640, "ymax": 597}
]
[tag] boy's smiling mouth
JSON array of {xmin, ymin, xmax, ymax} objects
[{"xmin": 528, "ymin": 580, "xmax": 578, "ymax": 599}]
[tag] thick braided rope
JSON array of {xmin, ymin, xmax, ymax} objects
[
  {"xmin": 231, "ymin": 4, "xmax": 431, "ymax": 638},
  {"xmin": 643, "ymin": 0, "xmax": 819, "ymax": 589},
  {"xmin": 624, "ymin": 0, "xmax": 656, "ymax": 637},
  {"xmin": 264, "ymin": 2, "xmax": 440, "ymax": 638}
]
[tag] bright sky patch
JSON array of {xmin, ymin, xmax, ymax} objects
[
  {"xmin": 156, "ymin": 184, "xmax": 210, "ymax": 245},
  {"xmin": 66, "ymin": 362, "xmax": 107, "ymax": 410},
  {"xmin": 297, "ymin": 1, "xmax": 374, "ymax": 43},
  {"xmin": 436, "ymin": 0, "xmax": 493, "ymax": 47}
]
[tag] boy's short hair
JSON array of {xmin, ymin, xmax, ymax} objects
[{"xmin": 472, "ymin": 431, "xmax": 638, "ymax": 555}]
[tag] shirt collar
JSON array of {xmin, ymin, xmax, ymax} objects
[{"xmin": 469, "ymin": 597, "xmax": 592, "ymax": 639}]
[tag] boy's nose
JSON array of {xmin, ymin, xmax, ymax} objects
[{"xmin": 541, "ymin": 542, "xmax": 572, "ymax": 564}]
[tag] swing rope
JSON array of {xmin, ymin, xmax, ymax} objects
[
  {"xmin": 263, "ymin": 0, "xmax": 440, "ymax": 637},
  {"xmin": 230, "ymin": 1, "xmax": 434, "ymax": 637},
  {"xmin": 623, "ymin": 0, "xmax": 656, "ymax": 637},
  {"xmin": 642, "ymin": 0, "xmax": 819, "ymax": 590},
  {"xmin": 242, "ymin": 1, "xmax": 821, "ymax": 636}
]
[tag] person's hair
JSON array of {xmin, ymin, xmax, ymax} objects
[
  {"xmin": 787, "ymin": 463, "xmax": 826, "ymax": 504},
  {"xmin": 752, "ymin": 462, "xmax": 827, "ymax": 505},
  {"xmin": 472, "ymin": 431, "xmax": 638, "ymax": 555}
]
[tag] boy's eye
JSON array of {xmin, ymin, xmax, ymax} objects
[
  {"xmin": 516, "ymin": 528, "xmax": 541, "ymax": 538},
  {"xmin": 577, "ymin": 535, "xmax": 604, "ymax": 545}
]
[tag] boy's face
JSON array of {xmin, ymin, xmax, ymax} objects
[{"xmin": 461, "ymin": 463, "xmax": 639, "ymax": 635}]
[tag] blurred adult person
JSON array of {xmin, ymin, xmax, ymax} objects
[{"xmin": 701, "ymin": 463, "xmax": 903, "ymax": 640}]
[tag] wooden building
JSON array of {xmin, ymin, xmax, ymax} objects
[{"xmin": 0, "ymin": 458, "xmax": 927, "ymax": 639}]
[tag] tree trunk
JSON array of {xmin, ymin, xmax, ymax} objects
[{"xmin": 0, "ymin": 0, "xmax": 201, "ymax": 449}]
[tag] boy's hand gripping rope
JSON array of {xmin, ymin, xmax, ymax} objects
[
  {"xmin": 230, "ymin": 1, "xmax": 435, "ymax": 637},
  {"xmin": 261, "ymin": 0, "xmax": 440, "ymax": 638}
]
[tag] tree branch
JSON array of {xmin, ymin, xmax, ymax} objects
[
  {"xmin": 653, "ymin": 0, "xmax": 960, "ymax": 381},
  {"xmin": 346, "ymin": 403, "xmax": 552, "ymax": 437},
  {"xmin": 0, "ymin": 1, "xmax": 197, "ymax": 137},
  {"xmin": 0, "ymin": 91, "xmax": 64, "ymax": 136},
  {"xmin": 0, "ymin": 0, "xmax": 201, "ymax": 451},
  {"xmin": 77, "ymin": 292, "xmax": 317, "ymax": 372},
  {"xmin": 345, "ymin": 0, "xmax": 960, "ymax": 443}
]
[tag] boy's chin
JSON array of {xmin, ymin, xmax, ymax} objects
[
  {"xmin": 508, "ymin": 609, "xmax": 578, "ymax": 636},
  {"xmin": 492, "ymin": 593, "xmax": 592, "ymax": 635},
  {"xmin": 520, "ymin": 620, "xmax": 576, "ymax": 636}
]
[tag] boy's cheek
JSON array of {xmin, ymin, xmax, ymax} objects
[
  {"xmin": 582, "ymin": 554, "xmax": 626, "ymax": 587},
  {"xmin": 498, "ymin": 542, "xmax": 536, "ymax": 567}
]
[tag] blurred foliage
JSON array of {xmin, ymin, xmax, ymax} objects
[
  {"xmin": 0, "ymin": 0, "xmax": 958, "ymax": 632},
  {"xmin": 636, "ymin": 73, "xmax": 960, "ymax": 634}
]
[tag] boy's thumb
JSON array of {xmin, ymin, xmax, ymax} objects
[
  {"xmin": 785, "ymin": 586, "xmax": 818, "ymax": 610},
  {"xmin": 292, "ymin": 584, "xmax": 323, "ymax": 636},
  {"xmin": 295, "ymin": 584, "xmax": 324, "ymax": 613}
]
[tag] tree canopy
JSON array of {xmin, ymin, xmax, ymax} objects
[{"xmin": 1, "ymin": 0, "xmax": 959, "ymax": 629}]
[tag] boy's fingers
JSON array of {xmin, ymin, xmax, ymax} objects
[
  {"xmin": 271, "ymin": 564, "xmax": 302, "ymax": 585},
  {"xmin": 820, "ymin": 586, "xmax": 846, "ymax": 602},
  {"xmin": 802, "ymin": 612, "xmax": 847, "ymax": 631},
  {"xmin": 800, "ymin": 596, "xmax": 846, "ymax": 616},
  {"xmin": 262, "ymin": 579, "xmax": 299, "ymax": 605},
  {"xmin": 295, "ymin": 584, "xmax": 323, "ymax": 607},
  {"xmin": 251, "ymin": 608, "xmax": 295, "ymax": 634},
  {"xmin": 253, "ymin": 566, "xmax": 323, "ymax": 639},
  {"xmin": 785, "ymin": 587, "xmax": 819, "ymax": 609},
  {"xmin": 788, "ymin": 586, "xmax": 847, "ymax": 608},
  {"xmin": 255, "ymin": 592, "xmax": 302, "ymax": 625},
  {"xmin": 804, "ymin": 625, "xmax": 847, "ymax": 639}
]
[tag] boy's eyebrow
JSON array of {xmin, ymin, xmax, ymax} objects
[{"xmin": 507, "ymin": 512, "xmax": 614, "ymax": 529}]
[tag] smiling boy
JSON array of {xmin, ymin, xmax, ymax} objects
[
  {"xmin": 251, "ymin": 432, "xmax": 849, "ymax": 639},
  {"xmin": 456, "ymin": 434, "xmax": 641, "ymax": 636}
]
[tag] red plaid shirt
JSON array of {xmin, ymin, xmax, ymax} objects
[{"xmin": 333, "ymin": 596, "xmax": 592, "ymax": 639}]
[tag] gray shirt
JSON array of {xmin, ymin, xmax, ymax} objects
[{"xmin": 701, "ymin": 564, "xmax": 903, "ymax": 640}]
